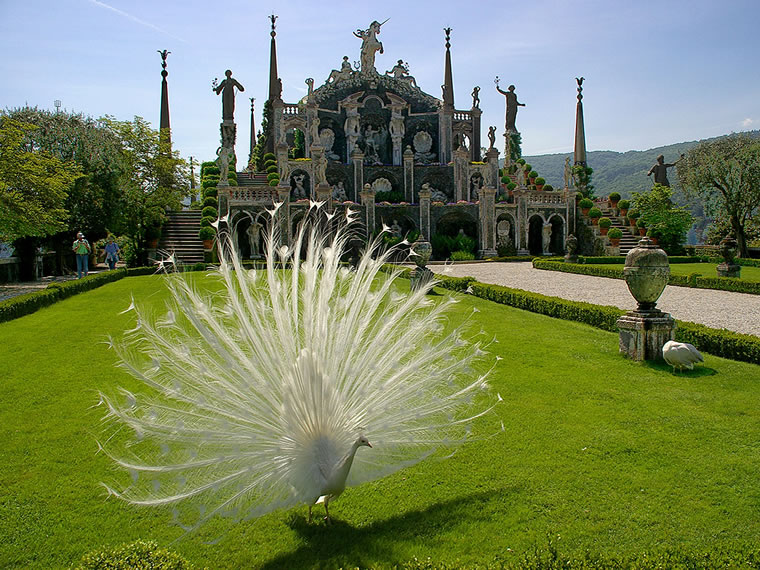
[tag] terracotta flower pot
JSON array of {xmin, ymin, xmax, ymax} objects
[
  {"xmin": 536, "ymin": 184, "xmax": 544, "ymax": 191},
  {"xmin": 203, "ymin": 239, "xmax": 214, "ymax": 249},
  {"xmin": 620, "ymin": 208, "xmax": 628, "ymax": 217},
  {"xmin": 629, "ymin": 217, "xmax": 637, "ymax": 227},
  {"xmin": 638, "ymin": 228, "xmax": 647, "ymax": 236},
  {"xmin": 582, "ymin": 208, "xmax": 591, "ymax": 216},
  {"xmin": 591, "ymin": 217, "xmax": 600, "ymax": 225},
  {"xmin": 609, "ymin": 199, "xmax": 619, "ymax": 208},
  {"xmin": 600, "ymin": 227, "xmax": 609, "ymax": 236},
  {"xmin": 610, "ymin": 238, "xmax": 621, "ymax": 247}
]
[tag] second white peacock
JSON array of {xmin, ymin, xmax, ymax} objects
[{"xmin": 100, "ymin": 204, "xmax": 500, "ymax": 528}]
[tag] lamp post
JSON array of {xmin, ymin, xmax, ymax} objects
[{"xmin": 54, "ymin": 100, "xmax": 61, "ymax": 113}]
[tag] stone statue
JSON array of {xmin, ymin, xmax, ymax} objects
[
  {"xmin": 495, "ymin": 77, "xmax": 524, "ymax": 133},
  {"xmin": 214, "ymin": 70, "xmax": 245, "ymax": 121},
  {"xmin": 487, "ymin": 126, "xmax": 496, "ymax": 150},
  {"xmin": 390, "ymin": 219, "xmax": 402, "ymax": 238},
  {"xmin": 472, "ymin": 86, "xmax": 480, "ymax": 109},
  {"xmin": 344, "ymin": 107, "xmax": 361, "ymax": 156},
  {"xmin": 413, "ymin": 131, "xmax": 436, "ymax": 164},
  {"xmin": 319, "ymin": 128, "xmax": 339, "ymax": 160},
  {"xmin": 389, "ymin": 111, "xmax": 405, "ymax": 139},
  {"xmin": 247, "ymin": 221, "xmax": 263, "ymax": 257},
  {"xmin": 216, "ymin": 145, "xmax": 233, "ymax": 184},
  {"xmin": 647, "ymin": 154, "xmax": 683, "ymax": 187},
  {"xmin": 332, "ymin": 181, "xmax": 348, "ymax": 201},
  {"xmin": 354, "ymin": 20, "xmax": 386, "ymax": 75},
  {"xmin": 309, "ymin": 117, "xmax": 321, "ymax": 146},
  {"xmin": 363, "ymin": 125, "xmax": 382, "ymax": 165},
  {"xmin": 305, "ymin": 77, "xmax": 314, "ymax": 96},
  {"xmin": 563, "ymin": 157, "xmax": 572, "ymax": 188},
  {"xmin": 423, "ymin": 182, "xmax": 449, "ymax": 203},
  {"xmin": 385, "ymin": 60, "xmax": 418, "ymax": 87},
  {"xmin": 564, "ymin": 233, "xmax": 578, "ymax": 262},
  {"xmin": 292, "ymin": 173, "xmax": 308, "ymax": 199},
  {"xmin": 327, "ymin": 56, "xmax": 354, "ymax": 84},
  {"xmin": 315, "ymin": 152, "xmax": 328, "ymax": 186},
  {"xmin": 542, "ymin": 223, "xmax": 552, "ymax": 254}
]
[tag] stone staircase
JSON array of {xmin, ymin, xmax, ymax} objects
[
  {"xmin": 158, "ymin": 211, "xmax": 205, "ymax": 265},
  {"xmin": 236, "ymin": 171, "xmax": 270, "ymax": 187},
  {"xmin": 593, "ymin": 200, "xmax": 640, "ymax": 255}
]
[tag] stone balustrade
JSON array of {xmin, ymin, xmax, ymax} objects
[
  {"xmin": 453, "ymin": 110, "xmax": 472, "ymax": 121},
  {"xmin": 227, "ymin": 188, "xmax": 277, "ymax": 203},
  {"xmin": 282, "ymin": 104, "xmax": 300, "ymax": 115},
  {"xmin": 521, "ymin": 190, "xmax": 567, "ymax": 205}
]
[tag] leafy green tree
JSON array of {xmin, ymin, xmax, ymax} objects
[
  {"xmin": 632, "ymin": 183, "xmax": 694, "ymax": 254},
  {"xmin": 572, "ymin": 165, "xmax": 595, "ymax": 198},
  {"xmin": 102, "ymin": 116, "xmax": 188, "ymax": 266},
  {"xmin": 0, "ymin": 118, "xmax": 81, "ymax": 241},
  {"xmin": 677, "ymin": 134, "xmax": 760, "ymax": 257}
]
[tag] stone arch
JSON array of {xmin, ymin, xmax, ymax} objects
[
  {"xmin": 316, "ymin": 115, "xmax": 344, "ymax": 161},
  {"xmin": 469, "ymin": 171, "xmax": 484, "ymax": 202},
  {"xmin": 496, "ymin": 212, "xmax": 517, "ymax": 253},
  {"xmin": 420, "ymin": 170, "xmax": 454, "ymax": 202},
  {"xmin": 432, "ymin": 209, "xmax": 478, "ymax": 259},
  {"xmin": 528, "ymin": 214, "xmax": 545, "ymax": 256},
  {"xmin": 231, "ymin": 210, "xmax": 269, "ymax": 259},
  {"xmin": 367, "ymin": 170, "xmax": 401, "ymax": 201},
  {"xmin": 548, "ymin": 213, "xmax": 565, "ymax": 255}
]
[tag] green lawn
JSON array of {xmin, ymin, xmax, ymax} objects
[
  {"xmin": 586, "ymin": 262, "xmax": 760, "ymax": 283},
  {"xmin": 2, "ymin": 274, "xmax": 760, "ymax": 568}
]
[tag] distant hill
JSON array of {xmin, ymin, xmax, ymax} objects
[{"xmin": 517, "ymin": 130, "xmax": 760, "ymax": 199}]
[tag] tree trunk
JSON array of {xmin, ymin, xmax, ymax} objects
[{"xmin": 731, "ymin": 215, "xmax": 748, "ymax": 257}]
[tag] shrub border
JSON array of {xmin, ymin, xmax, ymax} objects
[
  {"xmin": 384, "ymin": 266, "xmax": 760, "ymax": 366},
  {"xmin": 533, "ymin": 259, "xmax": 760, "ymax": 296}
]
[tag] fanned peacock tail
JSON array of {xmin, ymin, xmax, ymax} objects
[{"xmin": 99, "ymin": 203, "xmax": 500, "ymax": 530}]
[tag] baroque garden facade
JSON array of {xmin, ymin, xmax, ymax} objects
[{"xmin": 217, "ymin": 19, "xmax": 578, "ymax": 259}]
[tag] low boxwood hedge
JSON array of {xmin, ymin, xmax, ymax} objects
[
  {"xmin": 534, "ymin": 259, "xmax": 760, "ymax": 295},
  {"xmin": 76, "ymin": 539, "xmax": 197, "ymax": 570},
  {"xmin": 398, "ymin": 267, "xmax": 760, "ymax": 365}
]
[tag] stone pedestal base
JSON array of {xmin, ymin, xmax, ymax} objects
[
  {"xmin": 410, "ymin": 266, "xmax": 434, "ymax": 292},
  {"xmin": 315, "ymin": 183, "xmax": 331, "ymax": 204},
  {"xmin": 617, "ymin": 310, "xmax": 675, "ymax": 361},
  {"xmin": 717, "ymin": 263, "xmax": 741, "ymax": 277},
  {"xmin": 564, "ymin": 254, "xmax": 578, "ymax": 263},
  {"xmin": 479, "ymin": 248, "xmax": 497, "ymax": 259}
]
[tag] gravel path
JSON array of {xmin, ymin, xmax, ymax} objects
[{"xmin": 430, "ymin": 262, "xmax": 760, "ymax": 338}]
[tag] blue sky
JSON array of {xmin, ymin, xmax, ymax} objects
[{"xmin": 1, "ymin": 0, "xmax": 758, "ymax": 165}]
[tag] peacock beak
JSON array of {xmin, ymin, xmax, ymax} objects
[{"xmin": 366, "ymin": 441, "xmax": 373, "ymax": 448}]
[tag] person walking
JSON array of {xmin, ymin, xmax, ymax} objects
[
  {"xmin": 72, "ymin": 232, "xmax": 91, "ymax": 278},
  {"xmin": 104, "ymin": 236, "xmax": 120, "ymax": 270}
]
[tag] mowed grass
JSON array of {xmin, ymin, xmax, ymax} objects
[
  {"xmin": 2, "ymin": 273, "xmax": 760, "ymax": 569},
  {"xmin": 586, "ymin": 262, "xmax": 760, "ymax": 283}
]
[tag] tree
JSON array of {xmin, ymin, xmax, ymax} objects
[
  {"xmin": 0, "ymin": 118, "xmax": 81, "ymax": 242},
  {"xmin": 102, "ymin": 116, "xmax": 188, "ymax": 266},
  {"xmin": 677, "ymin": 134, "xmax": 760, "ymax": 257},
  {"xmin": 632, "ymin": 183, "xmax": 694, "ymax": 255}
]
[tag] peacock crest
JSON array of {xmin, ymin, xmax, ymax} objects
[{"xmin": 99, "ymin": 203, "xmax": 500, "ymax": 529}]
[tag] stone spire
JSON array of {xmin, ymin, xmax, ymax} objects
[
  {"xmin": 268, "ymin": 15, "xmax": 282, "ymax": 103},
  {"xmin": 442, "ymin": 27, "xmax": 454, "ymax": 109},
  {"xmin": 573, "ymin": 77, "xmax": 587, "ymax": 166},
  {"xmin": 248, "ymin": 97, "xmax": 256, "ymax": 168},
  {"xmin": 158, "ymin": 49, "xmax": 171, "ymax": 149}
]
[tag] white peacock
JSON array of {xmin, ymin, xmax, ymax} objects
[{"xmin": 100, "ymin": 203, "xmax": 500, "ymax": 529}]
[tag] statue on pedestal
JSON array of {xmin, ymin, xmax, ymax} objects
[
  {"xmin": 495, "ymin": 76, "xmax": 524, "ymax": 133},
  {"xmin": 385, "ymin": 60, "xmax": 418, "ymax": 87},
  {"xmin": 487, "ymin": 126, "xmax": 496, "ymax": 150},
  {"xmin": 647, "ymin": 154, "xmax": 683, "ymax": 187},
  {"xmin": 354, "ymin": 20, "xmax": 387, "ymax": 75},
  {"xmin": 213, "ymin": 70, "xmax": 245, "ymax": 121},
  {"xmin": 327, "ymin": 56, "xmax": 354, "ymax": 84},
  {"xmin": 247, "ymin": 221, "xmax": 263, "ymax": 257},
  {"xmin": 471, "ymin": 86, "xmax": 480, "ymax": 109}
]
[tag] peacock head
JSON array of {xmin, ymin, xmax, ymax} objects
[{"xmin": 357, "ymin": 435, "xmax": 372, "ymax": 448}]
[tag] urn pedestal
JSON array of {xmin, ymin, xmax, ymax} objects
[
  {"xmin": 716, "ymin": 235, "xmax": 741, "ymax": 278},
  {"xmin": 617, "ymin": 237, "xmax": 675, "ymax": 361},
  {"xmin": 409, "ymin": 237, "xmax": 434, "ymax": 292}
]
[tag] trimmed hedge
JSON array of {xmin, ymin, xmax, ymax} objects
[
  {"xmin": 534, "ymin": 259, "xmax": 760, "ymax": 295},
  {"xmin": 402, "ymin": 267, "xmax": 760, "ymax": 365}
]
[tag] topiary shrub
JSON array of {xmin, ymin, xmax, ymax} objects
[
  {"xmin": 267, "ymin": 172, "xmax": 280, "ymax": 183},
  {"xmin": 543, "ymin": 184, "xmax": 554, "ymax": 191},
  {"xmin": 618, "ymin": 199, "xmax": 630, "ymax": 210},
  {"xmin": 501, "ymin": 175, "xmax": 510, "ymax": 184},
  {"xmin": 202, "ymin": 197, "xmax": 218, "ymax": 209},
  {"xmin": 202, "ymin": 186, "xmax": 218, "ymax": 199},
  {"xmin": 588, "ymin": 207, "xmax": 602, "ymax": 219},
  {"xmin": 529, "ymin": 170, "xmax": 538, "ymax": 179},
  {"xmin": 200, "ymin": 216, "xmax": 214, "ymax": 228},
  {"xmin": 266, "ymin": 164, "xmax": 278, "ymax": 174},
  {"xmin": 201, "ymin": 206, "xmax": 217, "ymax": 219},
  {"xmin": 608, "ymin": 227, "xmax": 623, "ymax": 239},
  {"xmin": 269, "ymin": 179, "xmax": 279, "ymax": 187},
  {"xmin": 579, "ymin": 198, "xmax": 594, "ymax": 209},
  {"xmin": 450, "ymin": 250, "xmax": 476, "ymax": 261},
  {"xmin": 598, "ymin": 217, "xmax": 612, "ymax": 229},
  {"xmin": 535, "ymin": 177, "xmax": 546, "ymax": 185},
  {"xmin": 76, "ymin": 539, "xmax": 198, "ymax": 570},
  {"xmin": 609, "ymin": 192, "xmax": 621, "ymax": 202},
  {"xmin": 198, "ymin": 226, "xmax": 215, "ymax": 241},
  {"xmin": 263, "ymin": 152, "xmax": 276, "ymax": 162}
]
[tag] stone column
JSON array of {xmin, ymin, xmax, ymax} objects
[
  {"xmin": 360, "ymin": 183, "xmax": 375, "ymax": 238},
  {"xmin": 275, "ymin": 142, "xmax": 289, "ymax": 183},
  {"xmin": 271, "ymin": 98, "xmax": 284, "ymax": 153},
  {"xmin": 485, "ymin": 147, "xmax": 500, "ymax": 192},
  {"xmin": 419, "ymin": 184, "xmax": 432, "ymax": 241},
  {"xmin": 516, "ymin": 190, "xmax": 529, "ymax": 255},
  {"xmin": 351, "ymin": 148, "xmax": 364, "ymax": 203},
  {"xmin": 277, "ymin": 186, "xmax": 291, "ymax": 246},
  {"xmin": 439, "ymin": 109, "xmax": 453, "ymax": 165},
  {"xmin": 403, "ymin": 145, "xmax": 415, "ymax": 202},
  {"xmin": 453, "ymin": 146, "xmax": 469, "ymax": 202},
  {"xmin": 471, "ymin": 107, "xmax": 482, "ymax": 162},
  {"xmin": 478, "ymin": 187, "xmax": 497, "ymax": 257}
]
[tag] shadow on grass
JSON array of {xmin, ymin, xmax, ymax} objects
[
  {"xmin": 259, "ymin": 488, "xmax": 512, "ymax": 569},
  {"xmin": 643, "ymin": 360, "xmax": 717, "ymax": 377}
]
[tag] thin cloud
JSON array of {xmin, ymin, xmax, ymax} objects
[
  {"xmin": 742, "ymin": 118, "xmax": 754, "ymax": 128},
  {"xmin": 87, "ymin": 0, "xmax": 187, "ymax": 43}
]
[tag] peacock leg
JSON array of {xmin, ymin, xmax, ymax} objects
[
  {"xmin": 308, "ymin": 505, "xmax": 312, "ymax": 523},
  {"xmin": 324, "ymin": 497, "xmax": 332, "ymax": 524}
]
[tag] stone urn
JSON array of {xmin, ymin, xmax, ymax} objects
[
  {"xmin": 623, "ymin": 237, "xmax": 670, "ymax": 312},
  {"xmin": 717, "ymin": 235, "xmax": 741, "ymax": 277},
  {"xmin": 410, "ymin": 236, "xmax": 434, "ymax": 292},
  {"xmin": 564, "ymin": 233, "xmax": 578, "ymax": 263}
]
